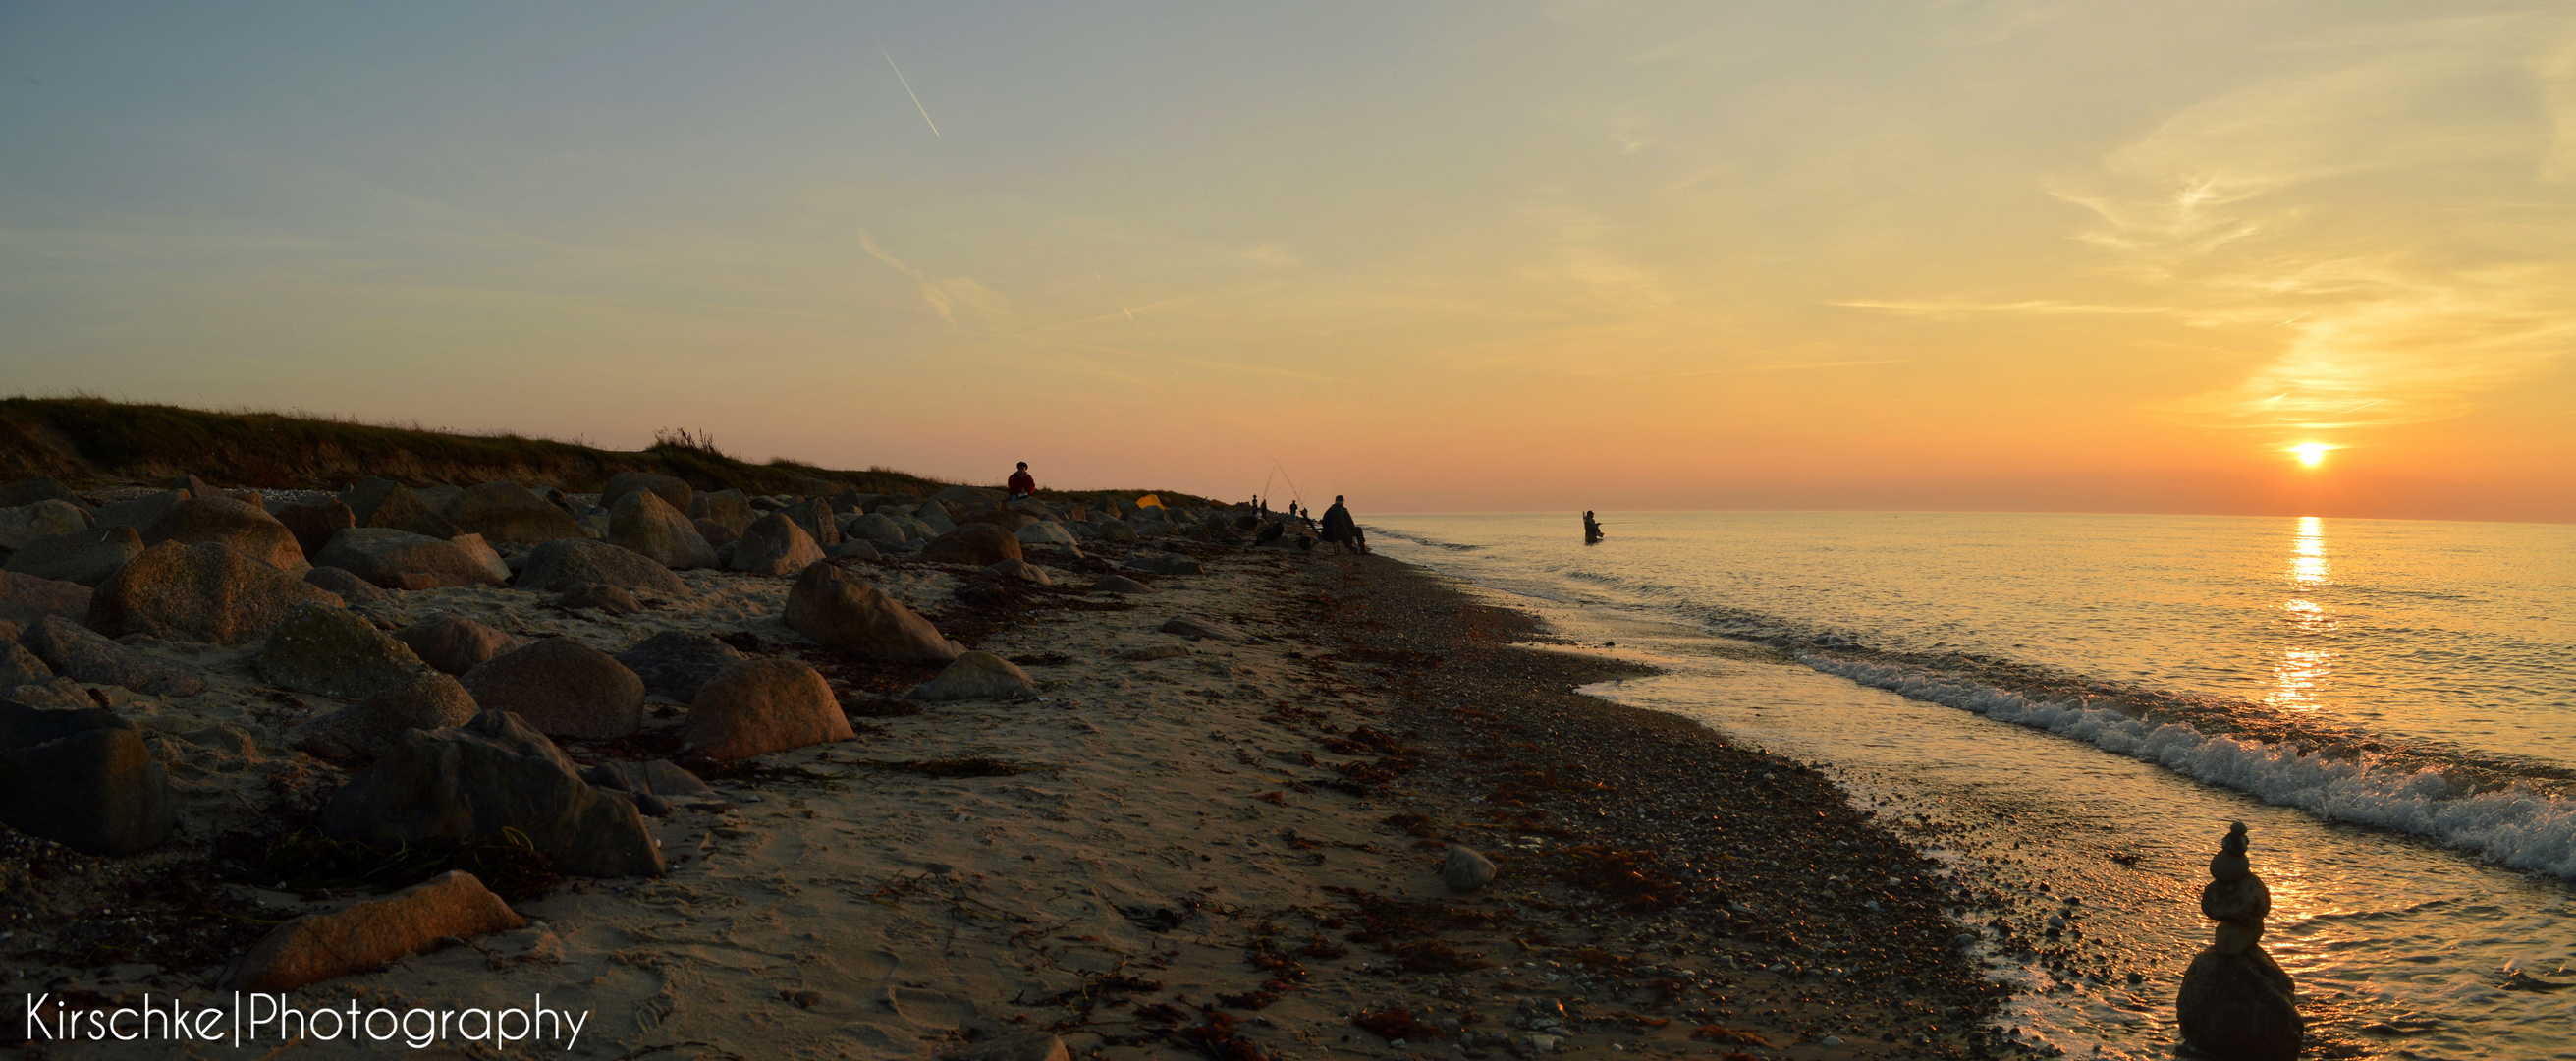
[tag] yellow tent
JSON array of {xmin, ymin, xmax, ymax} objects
[{"xmin": 1133, "ymin": 494, "xmax": 1164, "ymax": 509}]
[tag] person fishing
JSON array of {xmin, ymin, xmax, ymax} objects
[
  {"xmin": 1320, "ymin": 495, "xmax": 1367, "ymax": 554},
  {"xmin": 1583, "ymin": 510, "xmax": 1604, "ymax": 543}
]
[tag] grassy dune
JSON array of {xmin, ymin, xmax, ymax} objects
[{"xmin": 0, "ymin": 397, "xmax": 1210, "ymax": 504}]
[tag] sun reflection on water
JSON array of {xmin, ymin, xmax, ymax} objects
[{"xmin": 2269, "ymin": 518, "xmax": 2336, "ymax": 712}]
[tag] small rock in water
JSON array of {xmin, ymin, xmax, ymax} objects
[{"xmin": 1444, "ymin": 845, "xmax": 1498, "ymax": 892}]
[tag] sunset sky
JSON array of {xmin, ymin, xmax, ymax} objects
[{"xmin": 4, "ymin": 3, "xmax": 2571, "ymax": 521}]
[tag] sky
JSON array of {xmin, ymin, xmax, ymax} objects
[{"xmin": 2, "ymin": 2, "xmax": 2571, "ymax": 521}]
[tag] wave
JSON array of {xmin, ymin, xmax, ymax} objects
[{"xmin": 1802, "ymin": 654, "xmax": 2576, "ymax": 879}]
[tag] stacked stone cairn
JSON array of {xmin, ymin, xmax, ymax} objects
[{"xmin": 2175, "ymin": 821, "xmax": 2303, "ymax": 1061}]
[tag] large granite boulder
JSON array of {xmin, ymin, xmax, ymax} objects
[
  {"xmin": 85, "ymin": 541, "xmax": 342, "ymax": 645},
  {"xmin": 614, "ymin": 631, "xmax": 745, "ymax": 703},
  {"xmin": 844, "ymin": 513, "xmax": 909, "ymax": 549},
  {"xmin": 602, "ymin": 472, "xmax": 691, "ymax": 513},
  {"xmin": 290, "ymin": 668, "xmax": 480, "ymax": 760},
  {"xmin": 255, "ymin": 602, "xmax": 429, "ymax": 700},
  {"xmin": 905, "ymin": 650, "xmax": 1037, "ymax": 701},
  {"xmin": 310, "ymin": 528, "xmax": 506, "ymax": 589},
  {"xmin": 0, "ymin": 571, "xmax": 93, "ymax": 629},
  {"xmin": 0, "ymin": 642, "xmax": 52, "ymax": 689},
  {"xmin": 272, "ymin": 499, "xmax": 356, "ymax": 560},
  {"xmin": 0, "ymin": 702, "xmax": 177, "ymax": 856},
  {"xmin": 343, "ymin": 479, "xmax": 465, "ymax": 538},
  {"xmin": 0, "ymin": 475, "xmax": 78, "ymax": 508},
  {"xmin": 921, "ymin": 524, "xmax": 1023, "ymax": 567},
  {"xmin": 679, "ymin": 657, "xmax": 852, "ymax": 759},
  {"xmin": 779, "ymin": 498, "xmax": 842, "ymax": 547},
  {"xmin": 141, "ymin": 495, "xmax": 310, "ymax": 575},
  {"xmin": 302, "ymin": 566, "xmax": 392, "ymax": 605},
  {"xmin": 728, "ymin": 512, "xmax": 824, "ymax": 576},
  {"xmin": 394, "ymin": 614, "xmax": 514, "ymax": 676},
  {"xmin": 0, "ymin": 500, "xmax": 94, "ymax": 551},
  {"xmin": 1016, "ymin": 521, "xmax": 1080, "ymax": 550},
  {"xmin": 1094, "ymin": 519, "xmax": 1140, "ymax": 544},
  {"xmin": 608, "ymin": 489, "xmax": 716, "ymax": 570},
  {"xmin": 21, "ymin": 615, "xmax": 206, "ymax": 697},
  {"xmin": 446, "ymin": 480, "xmax": 585, "ymax": 545},
  {"xmin": 689, "ymin": 489, "xmax": 756, "ymax": 533},
  {"xmin": 318, "ymin": 709, "xmax": 664, "ymax": 877},
  {"xmin": 784, "ymin": 562, "xmax": 962, "ymax": 661},
  {"xmin": 965, "ymin": 510, "xmax": 1037, "ymax": 533},
  {"xmin": 3, "ymin": 526, "xmax": 141, "ymax": 586},
  {"xmin": 458, "ymin": 638, "xmax": 645, "ymax": 740},
  {"xmin": 515, "ymin": 538, "xmax": 689, "ymax": 597},
  {"xmin": 221, "ymin": 870, "xmax": 523, "ymax": 993},
  {"xmin": 91, "ymin": 489, "xmax": 191, "ymax": 530}
]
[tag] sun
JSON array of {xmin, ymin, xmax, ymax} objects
[{"xmin": 2290, "ymin": 443, "xmax": 2332, "ymax": 467}]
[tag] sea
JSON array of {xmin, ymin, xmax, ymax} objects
[{"xmin": 1363, "ymin": 511, "xmax": 2576, "ymax": 1061}]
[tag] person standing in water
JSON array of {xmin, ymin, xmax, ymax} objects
[
  {"xmin": 1583, "ymin": 510, "xmax": 1604, "ymax": 542},
  {"xmin": 1320, "ymin": 495, "xmax": 1367, "ymax": 554},
  {"xmin": 1007, "ymin": 462, "xmax": 1036, "ymax": 501}
]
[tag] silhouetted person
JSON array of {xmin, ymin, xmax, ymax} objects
[
  {"xmin": 1320, "ymin": 495, "xmax": 1366, "ymax": 554},
  {"xmin": 1007, "ymin": 462, "xmax": 1036, "ymax": 501},
  {"xmin": 1583, "ymin": 510, "xmax": 1603, "ymax": 543}
]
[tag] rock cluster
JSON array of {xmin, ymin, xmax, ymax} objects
[{"xmin": 2175, "ymin": 822, "xmax": 2303, "ymax": 1061}]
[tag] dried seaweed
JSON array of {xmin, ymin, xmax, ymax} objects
[{"xmin": 258, "ymin": 827, "xmax": 561, "ymax": 903}]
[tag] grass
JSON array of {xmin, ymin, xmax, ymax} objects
[{"xmin": 0, "ymin": 395, "xmax": 1220, "ymax": 504}]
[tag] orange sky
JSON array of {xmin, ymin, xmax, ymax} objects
[{"xmin": 3, "ymin": 4, "xmax": 2570, "ymax": 520}]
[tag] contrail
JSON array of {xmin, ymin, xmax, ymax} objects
[{"xmin": 882, "ymin": 47, "xmax": 941, "ymax": 138}]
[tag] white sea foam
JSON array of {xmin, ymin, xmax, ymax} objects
[{"xmin": 1801, "ymin": 654, "xmax": 2576, "ymax": 879}]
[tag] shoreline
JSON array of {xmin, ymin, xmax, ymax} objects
[{"xmin": 4, "ymin": 505, "xmax": 2020, "ymax": 1060}]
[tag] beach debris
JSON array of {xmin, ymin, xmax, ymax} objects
[
  {"xmin": 2175, "ymin": 822, "xmax": 2303, "ymax": 1061},
  {"xmin": 320, "ymin": 708, "xmax": 665, "ymax": 878},
  {"xmin": 906, "ymin": 650, "xmax": 1038, "ymax": 701},
  {"xmin": 460, "ymin": 637, "xmax": 646, "ymax": 740},
  {"xmin": 256, "ymin": 601, "xmax": 429, "ymax": 699},
  {"xmin": 291, "ymin": 666, "xmax": 479, "ymax": 760},
  {"xmin": 730, "ymin": 512, "xmax": 826, "ymax": 575},
  {"xmin": 86, "ymin": 541, "xmax": 343, "ymax": 644},
  {"xmin": 785, "ymin": 561, "xmax": 963, "ymax": 661},
  {"xmin": 312, "ymin": 527, "xmax": 508, "ymax": 588},
  {"xmin": 397, "ymin": 613, "xmax": 516, "ymax": 675},
  {"xmin": 615, "ymin": 629, "xmax": 746, "ymax": 702},
  {"xmin": 259, "ymin": 826, "xmax": 560, "ymax": 901},
  {"xmin": 21, "ymin": 614, "xmax": 206, "ymax": 696},
  {"xmin": 608, "ymin": 488, "xmax": 717, "ymax": 570},
  {"xmin": 922, "ymin": 523, "xmax": 1023, "ymax": 566},
  {"xmin": 1444, "ymin": 845, "xmax": 1498, "ymax": 892},
  {"xmin": 0, "ymin": 700, "xmax": 176, "ymax": 855},
  {"xmin": 680, "ymin": 657, "xmax": 852, "ymax": 759},
  {"xmin": 4, "ymin": 525, "xmax": 141, "ymax": 586},
  {"xmin": 222, "ymin": 870, "xmax": 526, "ymax": 992},
  {"xmin": 515, "ymin": 537, "xmax": 691, "ymax": 595}
]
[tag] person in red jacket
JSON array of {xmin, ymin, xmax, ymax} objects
[{"xmin": 1007, "ymin": 462, "xmax": 1036, "ymax": 500}]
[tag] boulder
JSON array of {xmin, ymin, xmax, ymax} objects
[
  {"xmin": 459, "ymin": 638, "xmax": 645, "ymax": 740},
  {"xmin": 689, "ymin": 489, "xmax": 757, "ymax": 533},
  {"xmin": 140, "ymin": 495, "xmax": 309, "ymax": 575},
  {"xmin": 3, "ymin": 526, "xmax": 141, "ymax": 586},
  {"xmin": 86, "ymin": 542, "xmax": 342, "ymax": 645},
  {"xmin": 311, "ymin": 528, "xmax": 505, "ymax": 589},
  {"xmin": 0, "ymin": 499, "xmax": 94, "ymax": 551},
  {"xmin": 413, "ymin": 483, "xmax": 463, "ymax": 512},
  {"xmin": 21, "ymin": 615, "xmax": 207, "ymax": 697},
  {"xmin": 575, "ymin": 513, "xmax": 610, "ymax": 539},
  {"xmin": 394, "ymin": 614, "xmax": 514, "ymax": 676},
  {"xmin": 255, "ymin": 602, "xmax": 428, "ymax": 700},
  {"xmin": 728, "ymin": 512, "xmax": 825, "ymax": 577},
  {"xmin": 0, "ymin": 642, "xmax": 53, "ymax": 688},
  {"xmin": 779, "ymin": 498, "xmax": 842, "ymax": 547},
  {"xmin": 932, "ymin": 485, "xmax": 999, "ymax": 506},
  {"xmin": 346, "ymin": 480, "xmax": 465, "ymax": 538},
  {"xmin": 844, "ymin": 512, "xmax": 909, "ymax": 549},
  {"xmin": 221, "ymin": 870, "xmax": 525, "ymax": 993},
  {"xmin": 272, "ymin": 499, "xmax": 356, "ymax": 560},
  {"xmin": 516, "ymin": 538, "xmax": 690, "ymax": 597},
  {"xmin": 965, "ymin": 510, "xmax": 1038, "ymax": 532},
  {"xmin": 1126, "ymin": 551, "xmax": 1204, "ymax": 576},
  {"xmin": 303, "ymin": 566, "xmax": 393, "ymax": 605},
  {"xmin": 319, "ymin": 709, "xmax": 664, "ymax": 877},
  {"xmin": 447, "ymin": 481, "xmax": 585, "ymax": 545},
  {"xmin": 92, "ymin": 489, "xmax": 190, "ymax": 530},
  {"xmin": 0, "ymin": 570, "xmax": 93, "ymax": 629},
  {"xmin": 336, "ymin": 477, "xmax": 407, "ymax": 525},
  {"xmin": 905, "ymin": 650, "xmax": 1037, "ymax": 701},
  {"xmin": 614, "ymin": 630, "xmax": 745, "ymax": 703},
  {"xmin": 692, "ymin": 518, "xmax": 740, "ymax": 550},
  {"xmin": 1016, "ymin": 521, "xmax": 1080, "ymax": 552},
  {"xmin": 1094, "ymin": 520, "xmax": 1140, "ymax": 544},
  {"xmin": 1119, "ymin": 642, "xmax": 1190, "ymax": 661},
  {"xmin": 784, "ymin": 562, "xmax": 962, "ymax": 661},
  {"xmin": 829, "ymin": 538, "xmax": 883, "ymax": 561},
  {"xmin": 0, "ymin": 702, "xmax": 177, "ymax": 856},
  {"xmin": 1444, "ymin": 846, "xmax": 1498, "ymax": 892},
  {"xmin": 607, "ymin": 489, "xmax": 716, "ymax": 570},
  {"xmin": 602, "ymin": 471, "xmax": 693, "ymax": 513},
  {"xmin": 552, "ymin": 584, "xmax": 641, "ymax": 616},
  {"xmin": 2177, "ymin": 948, "xmax": 2303, "ymax": 1061},
  {"xmin": 983, "ymin": 558, "xmax": 1051, "ymax": 585},
  {"xmin": 0, "ymin": 475, "xmax": 78, "ymax": 508},
  {"xmin": 1159, "ymin": 616, "xmax": 1249, "ymax": 642},
  {"xmin": 290, "ymin": 668, "xmax": 480, "ymax": 760},
  {"xmin": 581, "ymin": 758, "xmax": 715, "ymax": 815},
  {"xmin": 679, "ymin": 657, "xmax": 852, "ymax": 759},
  {"xmin": 450, "ymin": 533, "xmax": 513, "ymax": 584},
  {"xmin": 861, "ymin": 494, "xmax": 920, "ymax": 514},
  {"xmin": 1092, "ymin": 574, "xmax": 1153, "ymax": 594},
  {"xmin": 921, "ymin": 524, "xmax": 1023, "ymax": 567}
]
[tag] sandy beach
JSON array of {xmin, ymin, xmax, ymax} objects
[{"xmin": 4, "ymin": 482, "xmax": 2017, "ymax": 1061}]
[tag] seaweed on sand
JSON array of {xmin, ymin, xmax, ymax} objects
[{"xmin": 258, "ymin": 827, "xmax": 562, "ymax": 903}]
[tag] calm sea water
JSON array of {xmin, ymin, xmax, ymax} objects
[{"xmin": 1365, "ymin": 512, "xmax": 2576, "ymax": 1061}]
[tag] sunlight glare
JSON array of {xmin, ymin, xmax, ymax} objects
[{"xmin": 2290, "ymin": 443, "xmax": 2331, "ymax": 466}]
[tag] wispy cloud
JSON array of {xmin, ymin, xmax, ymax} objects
[
  {"xmin": 1834, "ymin": 300, "xmax": 2167, "ymax": 316},
  {"xmin": 858, "ymin": 232, "xmax": 1009, "ymax": 329}
]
